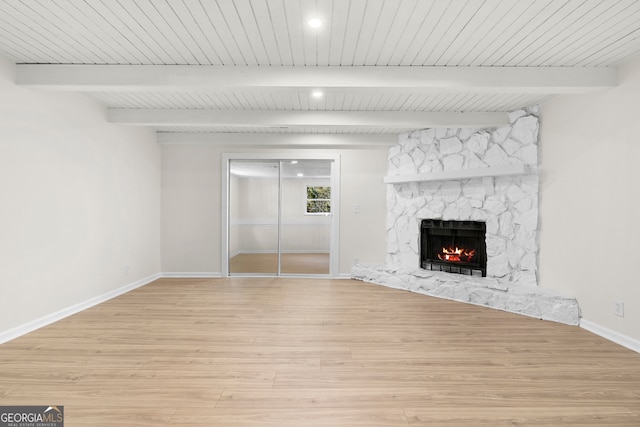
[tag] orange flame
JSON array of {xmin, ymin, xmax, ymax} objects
[{"xmin": 437, "ymin": 247, "xmax": 475, "ymax": 263}]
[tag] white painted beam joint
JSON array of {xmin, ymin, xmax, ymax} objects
[
  {"xmin": 107, "ymin": 108, "xmax": 509, "ymax": 129},
  {"xmin": 16, "ymin": 65, "xmax": 617, "ymax": 93}
]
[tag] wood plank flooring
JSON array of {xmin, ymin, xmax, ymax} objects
[{"xmin": 1, "ymin": 278, "xmax": 639, "ymax": 426}]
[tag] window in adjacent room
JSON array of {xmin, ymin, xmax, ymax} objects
[{"xmin": 306, "ymin": 185, "xmax": 331, "ymax": 214}]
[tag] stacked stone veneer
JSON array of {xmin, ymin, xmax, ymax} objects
[{"xmin": 352, "ymin": 106, "xmax": 580, "ymax": 325}]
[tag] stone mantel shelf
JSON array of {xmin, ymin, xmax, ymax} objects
[{"xmin": 383, "ymin": 164, "xmax": 531, "ymax": 184}]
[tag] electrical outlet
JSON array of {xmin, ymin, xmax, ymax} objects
[
  {"xmin": 614, "ymin": 301, "xmax": 624, "ymax": 317},
  {"xmin": 354, "ymin": 204, "xmax": 361, "ymax": 214},
  {"xmin": 354, "ymin": 257, "xmax": 359, "ymax": 265},
  {"xmin": 124, "ymin": 265, "xmax": 130, "ymax": 276}
]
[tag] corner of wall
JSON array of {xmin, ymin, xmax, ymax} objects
[{"xmin": 0, "ymin": 54, "xmax": 16, "ymax": 83}]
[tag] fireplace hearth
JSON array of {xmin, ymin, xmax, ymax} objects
[{"xmin": 420, "ymin": 219, "xmax": 487, "ymax": 277}]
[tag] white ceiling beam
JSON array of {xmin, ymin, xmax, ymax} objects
[
  {"xmin": 108, "ymin": 109, "xmax": 509, "ymax": 129},
  {"xmin": 16, "ymin": 65, "xmax": 616, "ymax": 93},
  {"xmin": 157, "ymin": 133, "xmax": 396, "ymax": 147}
]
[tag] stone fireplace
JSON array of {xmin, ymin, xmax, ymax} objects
[{"xmin": 352, "ymin": 107, "xmax": 580, "ymax": 325}]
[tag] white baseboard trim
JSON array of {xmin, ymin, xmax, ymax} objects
[
  {"xmin": 580, "ymin": 319, "xmax": 640, "ymax": 353},
  {"xmin": 337, "ymin": 273, "xmax": 353, "ymax": 279},
  {"xmin": 0, "ymin": 273, "xmax": 161, "ymax": 345},
  {"xmin": 161, "ymin": 272, "xmax": 222, "ymax": 278}
]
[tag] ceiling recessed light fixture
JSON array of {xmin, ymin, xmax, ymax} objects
[
  {"xmin": 291, "ymin": 160, "xmax": 298, "ymax": 164},
  {"xmin": 297, "ymin": 173, "xmax": 304, "ymax": 177},
  {"xmin": 308, "ymin": 18, "xmax": 322, "ymax": 28},
  {"xmin": 312, "ymin": 90, "xmax": 323, "ymax": 98}
]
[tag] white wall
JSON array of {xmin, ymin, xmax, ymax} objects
[
  {"xmin": 161, "ymin": 145, "xmax": 221, "ymax": 274},
  {"xmin": 161, "ymin": 145, "xmax": 388, "ymax": 275},
  {"xmin": 338, "ymin": 150, "xmax": 390, "ymax": 271},
  {"xmin": 539, "ymin": 55, "xmax": 640, "ymax": 343},
  {"xmin": 0, "ymin": 57, "xmax": 161, "ymax": 337}
]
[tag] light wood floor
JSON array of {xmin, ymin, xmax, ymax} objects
[
  {"xmin": 1, "ymin": 278, "xmax": 639, "ymax": 426},
  {"xmin": 229, "ymin": 253, "xmax": 330, "ymax": 275}
]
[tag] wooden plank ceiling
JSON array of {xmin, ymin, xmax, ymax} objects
[{"xmin": 0, "ymin": 0, "xmax": 639, "ymax": 139}]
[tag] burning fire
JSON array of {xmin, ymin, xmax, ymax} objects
[{"xmin": 437, "ymin": 247, "xmax": 475, "ymax": 263}]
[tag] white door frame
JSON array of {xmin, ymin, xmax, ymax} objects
[{"xmin": 221, "ymin": 151, "xmax": 341, "ymax": 277}]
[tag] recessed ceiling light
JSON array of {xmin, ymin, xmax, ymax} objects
[
  {"xmin": 308, "ymin": 18, "xmax": 322, "ymax": 28},
  {"xmin": 291, "ymin": 160, "xmax": 298, "ymax": 164},
  {"xmin": 297, "ymin": 173, "xmax": 304, "ymax": 177},
  {"xmin": 312, "ymin": 90, "xmax": 323, "ymax": 98}
]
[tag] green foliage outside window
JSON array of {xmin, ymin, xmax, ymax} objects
[{"xmin": 306, "ymin": 186, "xmax": 331, "ymax": 214}]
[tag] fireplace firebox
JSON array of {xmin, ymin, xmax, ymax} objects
[{"xmin": 420, "ymin": 219, "xmax": 487, "ymax": 277}]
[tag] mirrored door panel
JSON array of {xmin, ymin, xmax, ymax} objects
[
  {"xmin": 227, "ymin": 158, "xmax": 333, "ymax": 276},
  {"xmin": 280, "ymin": 160, "xmax": 332, "ymax": 275},
  {"xmin": 228, "ymin": 160, "xmax": 280, "ymax": 275}
]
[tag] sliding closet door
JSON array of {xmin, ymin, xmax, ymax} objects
[
  {"xmin": 227, "ymin": 157, "xmax": 335, "ymax": 276},
  {"xmin": 280, "ymin": 160, "xmax": 332, "ymax": 275},
  {"xmin": 228, "ymin": 160, "xmax": 280, "ymax": 275}
]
